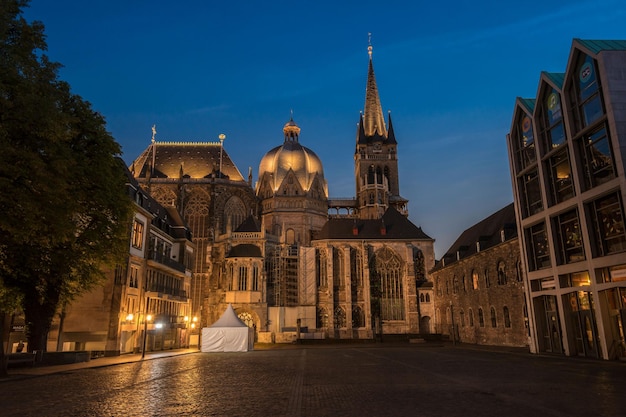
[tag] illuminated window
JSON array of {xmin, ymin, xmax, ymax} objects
[
  {"xmin": 569, "ymin": 54, "xmax": 604, "ymax": 132},
  {"xmin": 588, "ymin": 192, "xmax": 626, "ymax": 256},
  {"xmin": 131, "ymin": 220, "xmax": 144, "ymax": 249},
  {"xmin": 526, "ymin": 223, "xmax": 551, "ymax": 271},
  {"xmin": 538, "ymin": 87, "xmax": 566, "ymax": 153},
  {"xmin": 472, "ymin": 269, "xmax": 479, "ymax": 290},
  {"xmin": 546, "ymin": 149, "xmax": 574, "ymax": 205},
  {"xmin": 577, "ymin": 126, "xmax": 615, "ymax": 190},
  {"xmin": 512, "ymin": 111, "xmax": 536, "ymax": 172},
  {"xmin": 554, "ymin": 210, "xmax": 585, "ymax": 264}
]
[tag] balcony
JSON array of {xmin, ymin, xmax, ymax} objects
[{"xmin": 147, "ymin": 249, "xmax": 186, "ymax": 273}]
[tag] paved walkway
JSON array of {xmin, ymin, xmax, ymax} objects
[{"xmin": 4, "ymin": 347, "xmax": 200, "ymax": 378}]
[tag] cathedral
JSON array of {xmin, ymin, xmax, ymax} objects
[{"xmin": 130, "ymin": 45, "xmax": 435, "ymax": 342}]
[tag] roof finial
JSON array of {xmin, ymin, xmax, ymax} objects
[
  {"xmin": 368, "ymin": 32, "xmax": 373, "ymax": 59},
  {"xmin": 151, "ymin": 124, "xmax": 157, "ymax": 143},
  {"xmin": 290, "ymin": 108, "xmax": 294, "ymax": 121}
]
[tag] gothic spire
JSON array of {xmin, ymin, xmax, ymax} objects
[{"xmin": 362, "ymin": 37, "xmax": 387, "ymax": 139}]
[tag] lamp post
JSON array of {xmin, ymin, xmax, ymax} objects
[
  {"xmin": 218, "ymin": 133, "xmax": 226, "ymax": 178},
  {"xmin": 141, "ymin": 297, "xmax": 152, "ymax": 359}
]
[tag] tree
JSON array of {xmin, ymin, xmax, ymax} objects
[{"xmin": 0, "ymin": 0, "xmax": 133, "ymax": 355}]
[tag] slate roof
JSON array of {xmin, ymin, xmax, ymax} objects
[
  {"xmin": 234, "ymin": 215, "xmax": 261, "ymax": 233},
  {"xmin": 227, "ymin": 244, "xmax": 262, "ymax": 258},
  {"xmin": 130, "ymin": 142, "xmax": 244, "ymax": 181},
  {"xmin": 314, "ymin": 207, "xmax": 432, "ymax": 241},
  {"xmin": 431, "ymin": 203, "xmax": 517, "ymax": 272}
]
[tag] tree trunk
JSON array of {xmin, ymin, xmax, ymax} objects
[
  {"xmin": 23, "ymin": 288, "xmax": 60, "ymax": 353},
  {"xmin": 0, "ymin": 312, "xmax": 9, "ymax": 378}
]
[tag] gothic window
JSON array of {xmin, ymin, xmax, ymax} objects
[
  {"xmin": 316, "ymin": 249, "xmax": 328, "ymax": 287},
  {"xmin": 516, "ymin": 260, "xmax": 523, "ymax": 282},
  {"xmin": 228, "ymin": 263, "xmax": 234, "ymax": 291},
  {"xmin": 497, "ymin": 261, "xmax": 507, "ymax": 285},
  {"xmin": 317, "ymin": 307, "xmax": 329, "ymax": 328},
  {"xmin": 472, "ymin": 269, "xmax": 479, "ymax": 290},
  {"xmin": 484, "ymin": 268, "xmax": 490, "ymax": 288},
  {"xmin": 425, "ymin": 293, "xmax": 430, "ymax": 302},
  {"xmin": 469, "ymin": 308, "xmax": 474, "ymax": 327},
  {"xmin": 334, "ymin": 307, "xmax": 346, "ymax": 329},
  {"xmin": 352, "ymin": 306, "xmax": 365, "ymax": 328},
  {"xmin": 490, "ymin": 307, "xmax": 497, "ymax": 327},
  {"xmin": 367, "ymin": 166, "xmax": 375, "ymax": 184},
  {"xmin": 413, "ymin": 249, "xmax": 425, "ymax": 281},
  {"xmin": 460, "ymin": 310, "xmax": 465, "ymax": 327},
  {"xmin": 478, "ymin": 308, "xmax": 485, "ymax": 327},
  {"xmin": 238, "ymin": 312, "xmax": 255, "ymax": 329},
  {"xmin": 369, "ymin": 192, "xmax": 374, "ymax": 204},
  {"xmin": 503, "ymin": 306, "xmax": 511, "ymax": 328},
  {"xmin": 372, "ymin": 247, "xmax": 404, "ymax": 321},
  {"xmin": 350, "ymin": 247, "xmax": 363, "ymax": 287},
  {"xmin": 286, "ymin": 229, "xmax": 296, "ymax": 245},
  {"xmin": 222, "ymin": 196, "xmax": 246, "ymax": 233},
  {"xmin": 252, "ymin": 265, "xmax": 259, "ymax": 291},
  {"xmin": 333, "ymin": 248, "xmax": 345, "ymax": 287},
  {"xmin": 453, "ymin": 276, "xmax": 459, "ymax": 294},
  {"xmin": 420, "ymin": 294, "xmax": 425, "ymax": 302}
]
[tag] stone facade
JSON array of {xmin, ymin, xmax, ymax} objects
[{"xmin": 430, "ymin": 204, "xmax": 529, "ymax": 348}]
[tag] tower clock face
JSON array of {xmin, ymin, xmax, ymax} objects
[{"xmin": 373, "ymin": 142, "xmax": 382, "ymax": 152}]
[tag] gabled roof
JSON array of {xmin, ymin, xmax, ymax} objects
[
  {"xmin": 314, "ymin": 207, "xmax": 432, "ymax": 241},
  {"xmin": 234, "ymin": 215, "xmax": 261, "ymax": 233},
  {"xmin": 517, "ymin": 98, "xmax": 535, "ymax": 114},
  {"xmin": 130, "ymin": 142, "xmax": 244, "ymax": 181},
  {"xmin": 574, "ymin": 39, "xmax": 626, "ymax": 54},
  {"xmin": 431, "ymin": 203, "xmax": 517, "ymax": 271},
  {"xmin": 541, "ymin": 72, "xmax": 565, "ymax": 89}
]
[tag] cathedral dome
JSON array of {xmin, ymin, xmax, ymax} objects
[{"xmin": 258, "ymin": 118, "xmax": 325, "ymax": 192}]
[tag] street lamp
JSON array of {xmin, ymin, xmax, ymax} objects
[
  {"xmin": 218, "ymin": 133, "xmax": 226, "ymax": 178},
  {"xmin": 141, "ymin": 313, "xmax": 152, "ymax": 359}
]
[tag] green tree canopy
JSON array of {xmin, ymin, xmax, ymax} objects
[{"xmin": 0, "ymin": 0, "xmax": 133, "ymax": 352}]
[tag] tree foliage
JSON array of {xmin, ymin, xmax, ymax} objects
[{"xmin": 0, "ymin": 0, "xmax": 133, "ymax": 352}]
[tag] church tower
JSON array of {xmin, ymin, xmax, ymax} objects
[{"xmin": 354, "ymin": 42, "xmax": 408, "ymax": 219}]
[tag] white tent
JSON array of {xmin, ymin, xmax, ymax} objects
[{"xmin": 201, "ymin": 304, "xmax": 253, "ymax": 352}]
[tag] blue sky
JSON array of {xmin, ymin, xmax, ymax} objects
[{"xmin": 23, "ymin": 0, "xmax": 626, "ymax": 258}]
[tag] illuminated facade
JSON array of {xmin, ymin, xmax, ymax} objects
[
  {"xmin": 128, "ymin": 45, "xmax": 435, "ymax": 341},
  {"xmin": 507, "ymin": 39, "xmax": 626, "ymax": 359},
  {"xmin": 44, "ymin": 168, "xmax": 195, "ymax": 355}
]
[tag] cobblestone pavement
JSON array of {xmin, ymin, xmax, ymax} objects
[{"xmin": 1, "ymin": 344, "xmax": 625, "ymax": 417}]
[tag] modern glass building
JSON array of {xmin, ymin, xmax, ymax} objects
[{"xmin": 507, "ymin": 39, "xmax": 626, "ymax": 360}]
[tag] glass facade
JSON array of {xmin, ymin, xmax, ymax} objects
[{"xmin": 508, "ymin": 42, "xmax": 626, "ymax": 360}]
